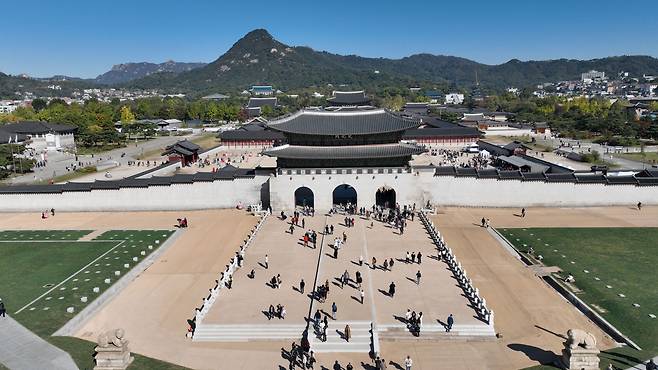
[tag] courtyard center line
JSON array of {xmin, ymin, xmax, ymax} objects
[
  {"xmin": 14, "ymin": 240, "xmax": 126, "ymax": 314},
  {"xmin": 305, "ymin": 215, "xmax": 329, "ymax": 332},
  {"xmin": 359, "ymin": 218, "xmax": 379, "ymax": 342}
]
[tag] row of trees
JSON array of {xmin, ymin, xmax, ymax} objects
[{"xmin": 482, "ymin": 94, "xmax": 658, "ymax": 141}]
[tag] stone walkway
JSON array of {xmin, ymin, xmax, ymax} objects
[{"xmin": 0, "ymin": 316, "xmax": 78, "ymax": 370}]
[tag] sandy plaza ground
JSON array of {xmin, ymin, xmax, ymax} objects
[{"xmin": 1, "ymin": 206, "xmax": 656, "ymax": 369}]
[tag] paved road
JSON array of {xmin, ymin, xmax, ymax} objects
[
  {"xmin": 5, "ymin": 134, "xmax": 198, "ymax": 185},
  {"xmin": 535, "ymin": 137, "xmax": 657, "ymax": 170},
  {"xmin": 0, "ymin": 316, "xmax": 78, "ymax": 370}
]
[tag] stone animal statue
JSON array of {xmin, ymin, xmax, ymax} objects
[
  {"xmin": 97, "ymin": 329, "xmax": 127, "ymax": 348},
  {"xmin": 566, "ymin": 329, "xmax": 597, "ymax": 350}
]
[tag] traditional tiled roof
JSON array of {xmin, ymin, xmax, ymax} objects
[
  {"xmin": 267, "ymin": 109, "xmax": 420, "ymax": 136},
  {"xmin": 219, "ymin": 129, "xmax": 285, "ymax": 141},
  {"xmin": 0, "ymin": 128, "xmax": 27, "ymax": 144},
  {"xmin": 162, "ymin": 140, "xmax": 201, "ymax": 156},
  {"xmin": 247, "ymin": 97, "xmax": 277, "ymax": 108},
  {"xmin": 327, "ymin": 91, "xmax": 371, "ymax": 106},
  {"xmin": 263, "ymin": 143, "xmax": 426, "ymax": 160},
  {"xmin": 1, "ymin": 121, "xmax": 76, "ymax": 135},
  {"xmin": 402, "ymin": 127, "xmax": 480, "ymax": 139}
]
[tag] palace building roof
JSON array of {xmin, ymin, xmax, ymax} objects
[
  {"xmin": 266, "ymin": 109, "xmax": 420, "ymax": 136},
  {"xmin": 327, "ymin": 91, "xmax": 372, "ymax": 106},
  {"xmin": 1, "ymin": 121, "xmax": 76, "ymax": 135},
  {"xmin": 263, "ymin": 143, "xmax": 426, "ymax": 160}
]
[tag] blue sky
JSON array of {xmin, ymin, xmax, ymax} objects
[{"xmin": 2, "ymin": 0, "xmax": 657, "ymax": 78}]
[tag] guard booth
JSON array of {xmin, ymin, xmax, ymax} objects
[{"xmin": 162, "ymin": 140, "xmax": 201, "ymax": 166}]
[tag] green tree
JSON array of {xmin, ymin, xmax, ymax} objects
[
  {"xmin": 0, "ymin": 144, "xmax": 35, "ymax": 179},
  {"xmin": 31, "ymin": 98, "xmax": 48, "ymax": 112}
]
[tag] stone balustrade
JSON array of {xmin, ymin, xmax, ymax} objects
[
  {"xmin": 419, "ymin": 211, "xmax": 494, "ymax": 328},
  {"xmin": 192, "ymin": 211, "xmax": 270, "ymax": 332}
]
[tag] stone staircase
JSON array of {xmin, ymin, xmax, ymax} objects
[
  {"xmin": 377, "ymin": 323, "xmax": 495, "ymax": 341},
  {"xmin": 310, "ymin": 321, "xmax": 373, "ymax": 353},
  {"xmin": 193, "ymin": 323, "xmax": 306, "ymax": 342}
]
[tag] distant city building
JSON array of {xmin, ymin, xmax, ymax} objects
[
  {"xmin": 250, "ymin": 85, "xmax": 274, "ymax": 96},
  {"xmin": 0, "ymin": 100, "xmax": 20, "ymax": 113},
  {"xmin": 581, "ymin": 70, "xmax": 606, "ymax": 83},
  {"xmin": 444, "ymin": 93, "xmax": 465, "ymax": 105},
  {"xmin": 424, "ymin": 91, "xmax": 442, "ymax": 103},
  {"xmin": 202, "ymin": 93, "xmax": 230, "ymax": 101}
]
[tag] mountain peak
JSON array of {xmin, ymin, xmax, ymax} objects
[{"xmin": 242, "ymin": 28, "xmax": 274, "ymax": 41}]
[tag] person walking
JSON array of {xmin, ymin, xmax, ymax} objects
[
  {"xmin": 417, "ymin": 252, "xmax": 422, "ymax": 264},
  {"xmin": 322, "ymin": 317, "xmax": 328, "ymax": 342},
  {"xmin": 371, "ymin": 257, "xmax": 377, "ymax": 269},
  {"xmin": 359, "ymin": 255, "xmax": 364, "ymax": 266},
  {"xmin": 388, "ymin": 281, "xmax": 396, "ymax": 297},
  {"xmin": 446, "ymin": 313, "xmax": 454, "ymax": 332},
  {"xmin": 404, "ymin": 355, "xmax": 413, "ymax": 370},
  {"xmin": 389, "ymin": 258, "xmax": 394, "ymax": 270},
  {"xmin": 344, "ymin": 324, "xmax": 351, "ymax": 342},
  {"xmin": 333, "ymin": 360, "xmax": 341, "ymax": 370},
  {"xmin": 0, "ymin": 299, "xmax": 6, "ymax": 318},
  {"xmin": 521, "ymin": 208, "xmax": 526, "ymax": 218},
  {"xmin": 264, "ymin": 254, "xmax": 269, "ymax": 269},
  {"xmin": 307, "ymin": 351, "xmax": 316, "ymax": 369},
  {"xmin": 300, "ymin": 279, "xmax": 305, "ymax": 294},
  {"xmin": 415, "ymin": 270, "xmax": 422, "ymax": 285},
  {"xmin": 331, "ymin": 302, "xmax": 338, "ymax": 320},
  {"xmin": 637, "ymin": 201, "xmax": 643, "ymax": 211},
  {"xmin": 346, "ymin": 362, "xmax": 353, "ymax": 370},
  {"xmin": 360, "ymin": 288, "xmax": 365, "ymax": 304}
]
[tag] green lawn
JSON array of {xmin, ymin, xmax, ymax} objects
[
  {"xmin": 498, "ymin": 228, "xmax": 658, "ymax": 369},
  {"xmin": 616, "ymin": 151, "xmax": 658, "ymax": 165},
  {"xmin": 0, "ymin": 229, "xmax": 187, "ymax": 370}
]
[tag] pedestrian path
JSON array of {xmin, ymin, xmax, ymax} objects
[
  {"xmin": 0, "ymin": 316, "xmax": 78, "ymax": 370},
  {"xmin": 378, "ymin": 323, "xmax": 496, "ymax": 340},
  {"xmin": 193, "ymin": 323, "xmax": 306, "ymax": 341},
  {"xmin": 311, "ymin": 321, "xmax": 372, "ymax": 353}
]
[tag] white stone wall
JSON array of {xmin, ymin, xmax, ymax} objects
[
  {"xmin": 1, "ymin": 169, "xmax": 658, "ymax": 212},
  {"xmin": 27, "ymin": 133, "xmax": 76, "ymax": 151},
  {"xmin": 269, "ymin": 168, "xmax": 658, "ymax": 211},
  {"xmin": 269, "ymin": 167, "xmax": 436, "ymax": 211},
  {"xmin": 0, "ymin": 176, "xmax": 266, "ymax": 212}
]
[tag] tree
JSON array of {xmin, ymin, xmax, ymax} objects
[
  {"xmin": 31, "ymin": 98, "xmax": 48, "ymax": 112},
  {"xmin": 0, "ymin": 144, "xmax": 35, "ymax": 179},
  {"xmin": 120, "ymin": 105, "xmax": 135, "ymax": 123}
]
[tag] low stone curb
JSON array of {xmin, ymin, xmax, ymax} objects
[{"xmin": 53, "ymin": 228, "xmax": 184, "ymax": 336}]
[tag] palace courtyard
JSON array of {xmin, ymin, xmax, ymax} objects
[{"xmin": 1, "ymin": 206, "xmax": 656, "ymax": 369}]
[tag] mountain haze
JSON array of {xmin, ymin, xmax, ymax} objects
[
  {"xmin": 95, "ymin": 60, "xmax": 206, "ymax": 85},
  {"xmin": 125, "ymin": 29, "xmax": 658, "ymax": 94}
]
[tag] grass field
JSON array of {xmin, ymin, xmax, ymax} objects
[
  {"xmin": 616, "ymin": 152, "xmax": 658, "ymax": 165},
  {"xmin": 0, "ymin": 229, "xmax": 189, "ymax": 370},
  {"xmin": 499, "ymin": 227, "xmax": 658, "ymax": 369}
]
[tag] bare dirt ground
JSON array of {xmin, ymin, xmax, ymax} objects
[{"xmin": 2, "ymin": 206, "xmax": 654, "ymax": 369}]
